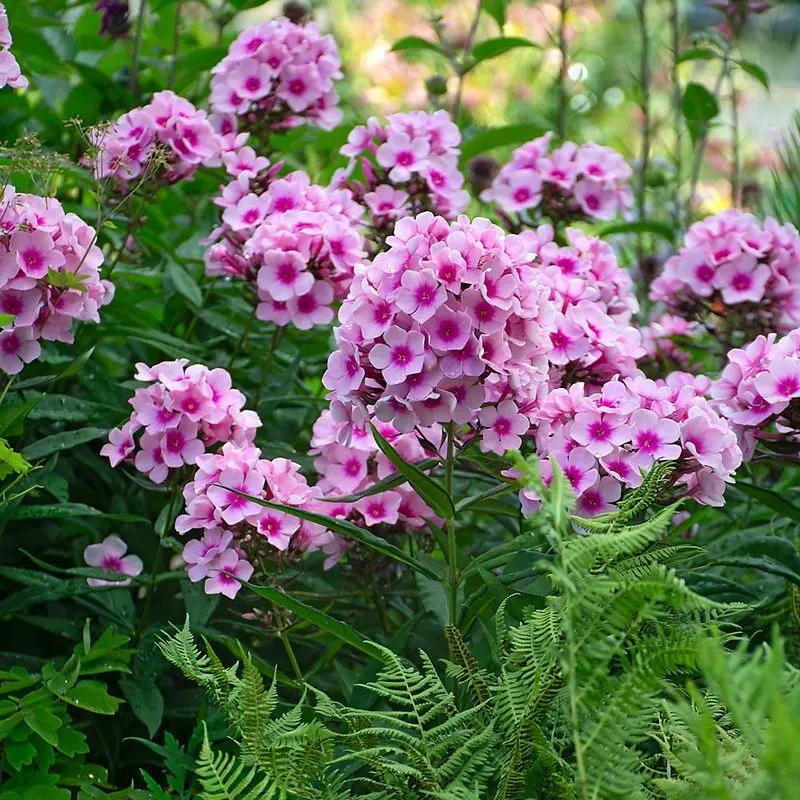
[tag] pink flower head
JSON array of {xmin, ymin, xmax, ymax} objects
[
  {"xmin": 183, "ymin": 528, "xmax": 234, "ymax": 582},
  {"xmin": 479, "ymin": 399, "xmax": 530, "ymax": 454},
  {"xmin": 84, "ymin": 535, "xmax": 143, "ymax": 588},
  {"xmin": 754, "ymin": 356, "xmax": 800, "ymax": 403},
  {"xmin": 571, "ymin": 411, "xmax": 630, "ymax": 458},
  {"xmin": 354, "ymin": 490, "xmax": 402, "ymax": 526},
  {"xmin": 369, "ymin": 325, "xmax": 426, "ymax": 385},
  {"xmin": 628, "ymin": 409, "xmax": 681, "ymax": 467},
  {"xmin": 575, "ymin": 476, "xmax": 622, "ymax": 517},
  {"xmin": 395, "ymin": 269, "xmax": 447, "ymax": 323}
]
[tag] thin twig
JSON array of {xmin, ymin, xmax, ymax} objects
[
  {"xmin": 129, "ymin": 0, "xmax": 148, "ymax": 101},
  {"xmin": 635, "ymin": 0, "xmax": 651, "ymax": 267},
  {"xmin": 451, "ymin": 0, "xmax": 483, "ymax": 121},
  {"xmin": 557, "ymin": 0, "xmax": 569, "ymax": 139},
  {"xmin": 730, "ymin": 71, "xmax": 741, "ymax": 206},
  {"xmin": 669, "ymin": 0, "xmax": 683, "ymax": 227}
]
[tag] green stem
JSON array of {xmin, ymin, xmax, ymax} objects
[
  {"xmin": 257, "ymin": 326, "xmax": 285, "ymax": 403},
  {"xmin": 279, "ymin": 631, "xmax": 303, "ymax": 682},
  {"xmin": 556, "ymin": 0, "xmax": 569, "ymax": 139},
  {"xmin": 444, "ymin": 422, "xmax": 458, "ymax": 627},
  {"xmin": 0, "ymin": 375, "xmax": 16, "ymax": 407},
  {"xmin": 129, "ymin": 0, "xmax": 148, "ymax": 101},
  {"xmin": 227, "ymin": 303, "xmax": 258, "ymax": 370},
  {"xmin": 167, "ymin": 0, "xmax": 182, "ymax": 89}
]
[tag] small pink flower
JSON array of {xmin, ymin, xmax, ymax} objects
[
  {"xmin": 101, "ymin": 422, "xmax": 136, "ymax": 468},
  {"xmin": 364, "ymin": 184, "xmax": 408, "ymax": 218},
  {"xmin": 354, "ymin": 490, "xmax": 402, "ymax": 526},
  {"xmin": 183, "ymin": 528, "xmax": 234, "ymax": 582},
  {"xmin": 424, "ymin": 304, "xmax": 472, "ymax": 351},
  {"xmin": 255, "ymin": 509, "xmax": 300, "ymax": 550},
  {"xmin": 628, "ymin": 409, "xmax": 682, "ymax": 467},
  {"xmin": 574, "ymin": 178, "xmax": 617, "ymax": 220},
  {"xmin": 479, "ymin": 399, "xmax": 529, "ymax": 454},
  {"xmin": 290, "ymin": 281, "xmax": 335, "ymax": 330},
  {"xmin": 571, "ymin": 411, "xmax": 630, "ymax": 458},
  {"xmin": 394, "ymin": 268, "xmax": 447, "ymax": 323},
  {"xmin": 754, "ymin": 356, "xmax": 800, "ymax": 403},
  {"xmin": 369, "ymin": 325, "xmax": 426, "ymax": 385},
  {"xmin": 0, "ymin": 326, "xmax": 40, "ymax": 375},
  {"xmin": 323, "ymin": 341, "xmax": 365, "ymax": 395},
  {"xmin": 575, "ymin": 476, "xmax": 621, "ymax": 517},
  {"xmin": 206, "ymin": 465, "xmax": 265, "ymax": 525},
  {"xmin": 160, "ymin": 417, "xmax": 205, "ymax": 469},
  {"xmin": 84, "ymin": 535, "xmax": 143, "ymax": 588},
  {"xmin": 376, "ymin": 132, "xmax": 430, "ymax": 182},
  {"xmin": 557, "ymin": 447, "xmax": 599, "ymax": 496},
  {"xmin": 257, "ymin": 250, "xmax": 313, "ymax": 301},
  {"xmin": 714, "ymin": 255, "xmax": 770, "ymax": 304},
  {"xmin": 204, "ymin": 550, "xmax": 254, "ymax": 599}
]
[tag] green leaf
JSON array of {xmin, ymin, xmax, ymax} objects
[
  {"xmin": 460, "ymin": 123, "xmax": 546, "ymax": 162},
  {"xmin": 0, "ymin": 312, "xmax": 15, "ymax": 327},
  {"xmin": 390, "ymin": 36, "xmax": 447, "ymax": 57},
  {"xmin": 46, "ymin": 268, "xmax": 89, "ymax": 292},
  {"xmin": 370, "ymin": 424, "xmax": 454, "ymax": 518},
  {"xmin": 481, "ymin": 0, "xmax": 507, "ymax": 28},
  {"xmin": 682, "ymin": 82, "xmax": 720, "ymax": 143},
  {"xmin": 471, "ymin": 36, "xmax": 539, "ymax": 63},
  {"xmin": 676, "ymin": 47, "xmax": 717, "ymax": 64},
  {"xmin": 52, "ymin": 347, "xmax": 96, "ymax": 384},
  {"xmin": 21, "ymin": 426, "xmax": 107, "ymax": 460},
  {"xmin": 736, "ymin": 481, "xmax": 800, "ymax": 523},
  {"xmin": 121, "ymin": 676, "xmax": 164, "ymax": 738},
  {"xmin": 222, "ymin": 488, "xmax": 441, "ymax": 580},
  {"xmin": 415, "ymin": 572, "xmax": 449, "ymax": 628},
  {"xmin": 0, "ymin": 396, "xmax": 43, "ymax": 437},
  {"xmin": 737, "ymin": 59, "xmax": 770, "ymax": 92},
  {"xmin": 715, "ymin": 536, "xmax": 800, "ymax": 585},
  {"xmin": 24, "ymin": 705, "xmax": 62, "ymax": 746},
  {"xmin": 5, "ymin": 503, "xmax": 147, "ymax": 522},
  {"xmin": 597, "ymin": 220, "xmax": 676, "ymax": 243},
  {"xmin": 245, "ymin": 582, "xmax": 382, "ymax": 660},
  {"xmin": 166, "ymin": 259, "xmax": 203, "ymax": 307},
  {"xmin": 62, "ymin": 680, "xmax": 122, "ymax": 715}
]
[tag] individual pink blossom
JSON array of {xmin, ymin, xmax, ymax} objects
[
  {"xmin": 0, "ymin": 5, "xmax": 26, "ymax": 91},
  {"xmin": 354, "ymin": 491, "xmax": 402, "ymax": 526},
  {"xmin": 479, "ymin": 400, "xmax": 530, "ymax": 454},
  {"xmin": 369, "ymin": 325, "xmax": 426, "ymax": 385},
  {"xmin": 83, "ymin": 535, "xmax": 143, "ymax": 588},
  {"xmin": 575, "ymin": 476, "xmax": 622, "ymax": 516},
  {"xmin": 182, "ymin": 528, "xmax": 234, "ymax": 582},
  {"xmin": 204, "ymin": 550, "xmax": 254, "ymax": 599}
]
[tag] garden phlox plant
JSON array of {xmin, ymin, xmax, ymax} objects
[
  {"xmin": 0, "ymin": 3, "xmax": 26, "ymax": 91},
  {"xmin": 204, "ymin": 166, "xmax": 366, "ymax": 329},
  {"xmin": 175, "ymin": 445, "xmax": 341, "ymax": 598},
  {"xmin": 0, "ymin": 188, "xmax": 112, "ymax": 375},
  {"xmin": 713, "ymin": 326, "xmax": 800, "ymax": 460},
  {"xmin": 100, "ymin": 359, "xmax": 261, "ymax": 483},
  {"xmin": 481, "ymin": 133, "xmax": 633, "ymax": 224},
  {"xmin": 650, "ymin": 209, "xmax": 800, "ymax": 341},
  {"xmin": 310, "ymin": 406, "xmax": 443, "ymax": 531},
  {"xmin": 334, "ymin": 110, "xmax": 470, "ymax": 246},
  {"xmin": 209, "ymin": 17, "xmax": 343, "ymax": 140},
  {"xmin": 88, "ymin": 90, "xmax": 228, "ymax": 189},
  {"xmin": 525, "ymin": 372, "xmax": 742, "ymax": 515}
]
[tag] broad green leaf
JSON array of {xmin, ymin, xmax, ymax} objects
[
  {"xmin": 481, "ymin": 0, "xmax": 507, "ymax": 28},
  {"xmin": 166, "ymin": 259, "xmax": 203, "ymax": 307},
  {"xmin": 62, "ymin": 679, "xmax": 122, "ymax": 714},
  {"xmin": 682, "ymin": 82, "xmax": 720, "ymax": 144},
  {"xmin": 460, "ymin": 123, "xmax": 545, "ymax": 162},
  {"xmin": 21, "ymin": 426, "xmax": 107, "ymax": 460},
  {"xmin": 676, "ymin": 47, "xmax": 717, "ymax": 64},
  {"xmin": 0, "ymin": 396, "xmax": 43, "ymax": 437},
  {"xmin": 390, "ymin": 36, "xmax": 447, "ymax": 57},
  {"xmin": 714, "ymin": 535, "xmax": 800, "ymax": 585},
  {"xmin": 370, "ymin": 424, "xmax": 454, "ymax": 519},
  {"xmin": 5, "ymin": 503, "xmax": 147, "ymax": 522},
  {"xmin": 597, "ymin": 220, "xmax": 676, "ymax": 243},
  {"xmin": 471, "ymin": 36, "xmax": 538, "ymax": 63},
  {"xmin": 223, "ymin": 488, "xmax": 442, "ymax": 580},
  {"xmin": 121, "ymin": 676, "xmax": 164, "ymax": 738},
  {"xmin": 737, "ymin": 59, "xmax": 770, "ymax": 92},
  {"xmin": 23, "ymin": 705, "xmax": 62, "ymax": 746},
  {"xmin": 736, "ymin": 481, "xmax": 800, "ymax": 523},
  {"xmin": 246, "ymin": 582, "xmax": 382, "ymax": 660}
]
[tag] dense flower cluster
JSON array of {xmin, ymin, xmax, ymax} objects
[
  {"xmin": 323, "ymin": 212, "xmax": 556, "ymax": 453},
  {"xmin": 205, "ymin": 168, "xmax": 365, "ymax": 329},
  {"xmin": 334, "ymin": 111, "xmax": 469, "ymax": 241},
  {"xmin": 525, "ymin": 373, "xmax": 742, "ymax": 515},
  {"xmin": 100, "ymin": 359, "xmax": 260, "ymax": 483},
  {"xmin": 650, "ymin": 210, "xmax": 800, "ymax": 340},
  {"xmin": 712, "ymin": 327, "xmax": 800, "ymax": 460},
  {"xmin": 175, "ymin": 444, "xmax": 341, "ymax": 597},
  {"xmin": 0, "ymin": 4, "xmax": 27, "ymax": 90},
  {"xmin": 310, "ymin": 407, "xmax": 442, "ymax": 530},
  {"xmin": 209, "ymin": 17, "xmax": 342, "ymax": 139},
  {"xmin": 0, "ymin": 188, "xmax": 112, "ymax": 375},
  {"xmin": 89, "ymin": 90, "xmax": 226, "ymax": 189},
  {"xmin": 522, "ymin": 224, "xmax": 644, "ymax": 387},
  {"xmin": 481, "ymin": 133, "xmax": 633, "ymax": 223}
]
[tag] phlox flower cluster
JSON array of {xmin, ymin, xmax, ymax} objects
[
  {"xmin": 101, "ymin": 359, "xmax": 261, "ymax": 483},
  {"xmin": 0, "ymin": 188, "xmax": 113, "ymax": 375},
  {"xmin": 525, "ymin": 372, "xmax": 742, "ymax": 516},
  {"xmin": 0, "ymin": 4, "xmax": 26, "ymax": 90},
  {"xmin": 209, "ymin": 17, "xmax": 342, "ymax": 139},
  {"xmin": 89, "ymin": 90, "xmax": 227, "ymax": 189},
  {"xmin": 650, "ymin": 210, "xmax": 800, "ymax": 339},
  {"xmin": 481, "ymin": 133, "xmax": 633, "ymax": 223},
  {"xmin": 712, "ymin": 327, "xmax": 800, "ymax": 460},
  {"xmin": 640, "ymin": 313, "xmax": 701, "ymax": 371},
  {"xmin": 522, "ymin": 224, "xmax": 645, "ymax": 387},
  {"xmin": 322, "ymin": 212, "xmax": 556, "ymax": 455},
  {"xmin": 176, "ymin": 444, "xmax": 342, "ymax": 598},
  {"xmin": 205, "ymin": 168, "xmax": 365, "ymax": 330},
  {"xmin": 334, "ymin": 111, "xmax": 469, "ymax": 241},
  {"xmin": 310, "ymin": 407, "xmax": 442, "ymax": 531}
]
